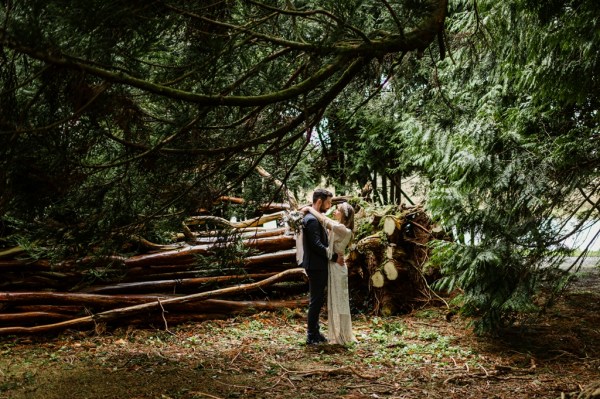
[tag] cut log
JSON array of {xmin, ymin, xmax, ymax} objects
[
  {"xmin": 243, "ymin": 249, "xmax": 296, "ymax": 267},
  {"xmin": 123, "ymin": 242, "xmax": 209, "ymax": 267},
  {"xmin": 0, "ymin": 292, "xmax": 173, "ymax": 307},
  {"xmin": 382, "ymin": 260, "xmax": 399, "ymax": 281},
  {"xmin": 124, "ymin": 265, "xmax": 257, "ymax": 280},
  {"xmin": 0, "ymin": 259, "xmax": 53, "ymax": 272},
  {"xmin": 0, "ymin": 246, "xmax": 26, "ymax": 259},
  {"xmin": 125, "ymin": 235, "xmax": 295, "ymax": 268},
  {"xmin": 161, "ymin": 298, "xmax": 308, "ymax": 313},
  {"xmin": 356, "ymin": 234, "xmax": 385, "ymax": 254},
  {"xmin": 258, "ymin": 203, "xmax": 291, "ymax": 212},
  {"xmin": 11, "ymin": 305, "xmax": 85, "ymax": 314},
  {"xmin": 380, "ymin": 292, "xmax": 397, "ymax": 317},
  {"xmin": 0, "ymin": 312, "xmax": 72, "ymax": 325},
  {"xmin": 131, "ymin": 237, "xmax": 185, "ymax": 251},
  {"xmin": 189, "ymin": 228, "xmax": 287, "ymax": 243},
  {"xmin": 215, "ymin": 196, "xmax": 245, "ymax": 205},
  {"xmin": 243, "ymin": 235, "xmax": 295, "ymax": 253},
  {"xmin": 186, "ymin": 211, "xmax": 286, "ymax": 229},
  {"xmin": 4, "ymin": 299, "xmax": 308, "ymax": 323},
  {"xmin": 82, "ymin": 272, "xmax": 281, "ymax": 294},
  {"xmin": 371, "ymin": 271, "xmax": 385, "ymax": 288},
  {"xmin": 0, "ymin": 267, "xmax": 305, "ymax": 335},
  {"xmin": 385, "ymin": 245, "xmax": 406, "ymax": 260},
  {"xmin": 126, "ymin": 298, "xmax": 308, "ymax": 326},
  {"xmin": 382, "ymin": 215, "xmax": 402, "ymax": 237}
]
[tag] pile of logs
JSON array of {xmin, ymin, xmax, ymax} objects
[
  {"xmin": 0, "ymin": 196, "xmax": 444, "ymax": 335},
  {"xmin": 345, "ymin": 204, "xmax": 446, "ymax": 316}
]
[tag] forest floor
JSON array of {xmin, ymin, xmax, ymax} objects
[{"xmin": 1, "ymin": 267, "xmax": 599, "ymax": 399}]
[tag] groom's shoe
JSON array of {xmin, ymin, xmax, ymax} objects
[{"xmin": 306, "ymin": 332, "xmax": 327, "ymax": 345}]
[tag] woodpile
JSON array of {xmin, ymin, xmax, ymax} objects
[
  {"xmin": 0, "ymin": 197, "xmax": 445, "ymax": 335},
  {"xmin": 345, "ymin": 203, "xmax": 446, "ymax": 316}
]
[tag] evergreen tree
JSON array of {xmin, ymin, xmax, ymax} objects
[{"xmin": 394, "ymin": 0, "xmax": 599, "ymax": 333}]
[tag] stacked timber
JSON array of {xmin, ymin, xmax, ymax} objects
[
  {"xmin": 0, "ymin": 206, "xmax": 307, "ymax": 334},
  {"xmin": 0, "ymin": 198, "xmax": 445, "ymax": 335},
  {"xmin": 345, "ymin": 203, "xmax": 446, "ymax": 316}
]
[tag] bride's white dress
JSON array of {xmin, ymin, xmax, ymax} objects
[{"xmin": 323, "ymin": 218, "xmax": 357, "ymax": 345}]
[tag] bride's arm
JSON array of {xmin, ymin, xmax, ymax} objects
[
  {"xmin": 301, "ymin": 207, "xmax": 348, "ymax": 265},
  {"xmin": 302, "ymin": 206, "xmax": 333, "ymax": 229}
]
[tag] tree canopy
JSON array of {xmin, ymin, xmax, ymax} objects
[{"xmin": 0, "ymin": 0, "xmax": 447, "ymax": 256}]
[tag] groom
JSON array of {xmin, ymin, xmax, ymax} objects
[{"xmin": 302, "ymin": 188, "xmax": 335, "ymax": 345}]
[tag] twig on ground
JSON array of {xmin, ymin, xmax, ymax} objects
[
  {"xmin": 157, "ymin": 299, "xmax": 173, "ymax": 335},
  {"xmin": 283, "ymin": 365, "xmax": 378, "ymax": 380}
]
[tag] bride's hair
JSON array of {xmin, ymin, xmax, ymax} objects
[{"xmin": 338, "ymin": 202, "xmax": 355, "ymax": 231}]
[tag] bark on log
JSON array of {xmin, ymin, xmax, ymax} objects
[
  {"xmin": 0, "ymin": 292, "xmax": 174, "ymax": 307},
  {"xmin": 189, "ymin": 228, "xmax": 286, "ymax": 244},
  {"xmin": 244, "ymin": 235, "xmax": 295, "ymax": 253},
  {"xmin": 5, "ymin": 299, "xmax": 307, "ymax": 316},
  {"xmin": 258, "ymin": 203, "xmax": 291, "ymax": 212},
  {"xmin": 82, "ymin": 272, "xmax": 281, "ymax": 294},
  {"xmin": 215, "ymin": 196, "xmax": 245, "ymax": 205},
  {"xmin": 243, "ymin": 249, "xmax": 296, "ymax": 267},
  {"xmin": 126, "ymin": 298, "xmax": 308, "ymax": 326},
  {"xmin": 186, "ymin": 211, "xmax": 286, "ymax": 229},
  {"xmin": 161, "ymin": 298, "xmax": 308, "ymax": 313},
  {"xmin": 356, "ymin": 234, "xmax": 385, "ymax": 254},
  {"xmin": 11, "ymin": 305, "xmax": 85, "ymax": 314},
  {"xmin": 125, "ymin": 235, "xmax": 295, "ymax": 268},
  {"xmin": 124, "ymin": 265, "xmax": 248, "ymax": 279},
  {"xmin": 0, "ymin": 246, "xmax": 26, "ymax": 259},
  {"xmin": 131, "ymin": 237, "xmax": 184, "ymax": 251},
  {"xmin": 386, "ymin": 245, "xmax": 406, "ymax": 261},
  {"xmin": 0, "ymin": 312, "xmax": 72, "ymax": 325},
  {"xmin": 0, "ymin": 260, "xmax": 53, "ymax": 272}
]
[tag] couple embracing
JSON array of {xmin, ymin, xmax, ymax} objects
[{"xmin": 300, "ymin": 188, "xmax": 357, "ymax": 346}]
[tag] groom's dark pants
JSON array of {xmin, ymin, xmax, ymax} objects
[{"xmin": 307, "ymin": 268, "xmax": 328, "ymax": 336}]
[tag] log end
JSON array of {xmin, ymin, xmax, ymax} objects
[
  {"xmin": 371, "ymin": 271, "xmax": 385, "ymax": 288},
  {"xmin": 382, "ymin": 261, "xmax": 398, "ymax": 281}
]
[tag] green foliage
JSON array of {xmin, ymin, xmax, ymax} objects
[
  {"xmin": 393, "ymin": 0, "xmax": 600, "ymax": 333},
  {"xmin": 260, "ymin": 0, "xmax": 592, "ymax": 334}
]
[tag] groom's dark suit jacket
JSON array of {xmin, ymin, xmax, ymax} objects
[{"xmin": 302, "ymin": 213, "xmax": 329, "ymax": 271}]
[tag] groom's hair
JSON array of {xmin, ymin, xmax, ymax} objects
[{"xmin": 312, "ymin": 188, "xmax": 333, "ymax": 204}]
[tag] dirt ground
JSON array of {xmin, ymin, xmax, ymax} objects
[{"xmin": 1, "ymin": 268, "xmax": 599, "ymax": 399}]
